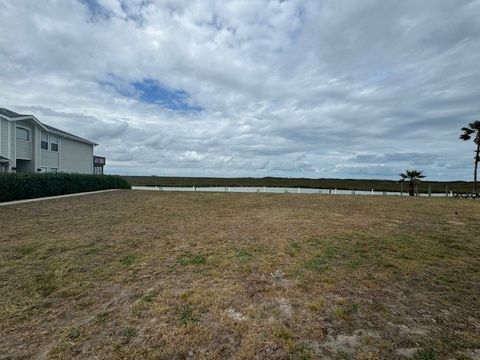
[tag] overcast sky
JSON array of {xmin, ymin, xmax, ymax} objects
[{"xmin": 1, "ymin": 0, "xmax": 479, "ymax": 180}]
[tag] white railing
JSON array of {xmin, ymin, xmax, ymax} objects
[{"xmin": 132, "ymin": 186, "xmax": 453, "ymax": 197}]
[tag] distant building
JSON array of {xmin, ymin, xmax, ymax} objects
[{"xmin": 0, "ymin": 108, "xmax": 104, "ymax": 174}]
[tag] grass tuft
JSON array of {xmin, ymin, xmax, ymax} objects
[{"xmin": 178, "ymin": 253, "xmax": 206, "ymax": 266}]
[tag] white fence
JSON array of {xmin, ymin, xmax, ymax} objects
[{"xmin": 132, "ymin": 186, "xmax": 453, "ymax": 197}]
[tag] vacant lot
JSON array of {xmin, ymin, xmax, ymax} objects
[{"xmin": 0, "ymin": 191, "xmax": 479, "ymax": 360}]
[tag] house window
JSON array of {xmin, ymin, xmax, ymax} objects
[
  {"xmin": 16, "ymin": 127, "xmax": 29, "ymax": 141},
  {"xmin": 50, "ymin": 136, "xmax": 58, "ymax": 152},
  {"xmin": 41, "ymin": 132, "xmax": 48, "ymax": 150},
  {"xmin": 40, "ymin": 167, "xmax": 48, "ymax": 173},
  {"xmin": 50, "ymin": 167, "xmax": 58, "ymax": 173}
]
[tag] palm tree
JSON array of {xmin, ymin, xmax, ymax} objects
[
  {"xmin": 399, "ymin": 170, "xmax": 425, "ymax": 196},
  {"xmin": 460, "ymin": 120, "xmax": 480, "ymax": 193}
]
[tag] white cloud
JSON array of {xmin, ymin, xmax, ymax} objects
[{"xmin": 1, "ymin": 0, "xmax": 479, "ymax": 180}]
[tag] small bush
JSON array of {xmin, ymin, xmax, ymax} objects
[{"xmin": 0, "ymin": 173, "xmax": 130, "ymax": 202}]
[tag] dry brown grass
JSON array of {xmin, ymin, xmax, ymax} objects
[{"xmin": 0, "ymin": 190, "xmax": 479, "ymax": 359}]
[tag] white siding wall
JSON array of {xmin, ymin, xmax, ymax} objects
[
  {"xmin": 40, "ymin": 149, "xmax": 59, "ymax": 169},
  {"xmin": 16, "ymin": 140, "xmax": 32, "ymax": 159},
  {"xmin": 10, "ymin": 122, "xmax": 15, "ymax": 168},
  {"xmin": 0, "ymin": 118, "xmax": 9, "ymax": 157},
  {"xmin": 60, "ymin": 138, "xmax": 93, "ymax": 174}
]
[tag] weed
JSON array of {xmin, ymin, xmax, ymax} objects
[
  {"xmin": 334, "ymin": 303, "xmax": 359, "ymax": 321},
  {"xmin": 413, "ymin": 347, "xmax": 436, "ymax": 360},
  {"xmin": 142, "ymin": 289, "xmax": 159, "ymax": 303},
  {"xmin": 95, "ymin": 311, "xmax": 111, "ymax": 323},
  {"xmin": 305, "ymin": 255, "xmax": 329, "ymax": 271},
  {"xmin": 120, "ymin": 327, "xmax": 137, "ymax": 345},
  {"xmin": 14, "ymin": 243, "xmax": 38, "ymax": 256},
  {"xmin": 34, "ymin": 271, "xmax": 57, "ymax": 297},
  {"xmin": 66, "ymin": 328, "xmax": 81, "ymax": 341},
  {"xmin": 178, "ymin": 254, "xmax": 206, "ymax": 266},
  {"xmin": 309, "ymin": 298, "xmax": 326, "ymax": 312},
  {"xmin": 236, "ymin": 250, "xmax": 253, "ymax": 262},
  {"xmin": 120, "ymin": 254, "xmax": 137, "ymax": 266},
  {"xmin": 179, "ymin": 304, "xmax": 198, "ymax": 324}
]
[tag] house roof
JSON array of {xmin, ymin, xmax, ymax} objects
[
  {"xmin": 42, "ymin": 123, "xmax": 97, "ymax": 146},
  {"xmin": 0, "ymin": 155, "xmax": 10, "ymax": 163},
  {"xmin": 0, "ymin": 108, "xmax": 97, "ymax": 146},
  {"xmin": 0, "ymin": 108, "xmax": 28, "ymax": 118}
]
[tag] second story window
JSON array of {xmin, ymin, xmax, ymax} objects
[
  {"xmin": 16, "ymin": 127, "xmax": 29, "ymax": 141},
  {"xmin": 41, "ymin": 132, "xmax": 48, "ymax": 150},
  {"xmin": 50, "ymin": 136, "xmax": 58, "ymax": 152}
]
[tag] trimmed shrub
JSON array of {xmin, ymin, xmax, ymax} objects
[{"xmin": 0, "ymin": 173, "xmax": 130, "ymax": 202}]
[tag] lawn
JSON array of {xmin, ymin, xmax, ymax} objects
[{"xmin": 0, "ymin": 190, "xmax": 479, "ymax": 359}]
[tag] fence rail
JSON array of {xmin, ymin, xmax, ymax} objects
[{"xmin": 132, "ymin": 186, "xmax": 454, "ymax": 197}]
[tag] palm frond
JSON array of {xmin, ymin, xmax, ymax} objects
[
  {"xmin": 400, "ymin": 169, "xmax": 425, "ymax": 183},
  {"xmin": 469, "ymin": 120, "xmax": 480, "ymax": 130}
]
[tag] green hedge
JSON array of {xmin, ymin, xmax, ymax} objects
[{"xmin": 0, "ymin": 173, "xmax": 131, "ymax": 202}]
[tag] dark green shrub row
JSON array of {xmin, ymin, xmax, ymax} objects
[{"xmin": 0, "ymin": 173, "xmax": 130, "ymax": 202}]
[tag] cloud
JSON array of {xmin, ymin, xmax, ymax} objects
[{"xmin": 1, "ymin": 0, "xmax": 479, "ymax": 180}]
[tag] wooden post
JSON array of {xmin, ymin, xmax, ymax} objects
[
  {"xmin": 400, "ymin": 182, "xmax": 403, "ymax": 196},
  {"xmin": 428, "ymin": 184, "xmax": 432, "ymax": 197}
]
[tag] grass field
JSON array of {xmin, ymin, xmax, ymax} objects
[
  {"xmin": 0, "ymin": 190, "xmax": 479, "ymax": 359},
  {"xmin": 121, "ymin": 176, "xmax": 476, "ymax": 194}
]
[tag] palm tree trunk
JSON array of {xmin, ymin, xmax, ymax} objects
[
  {"xmin": 474, "ymin": 134, "xmax": 480, "ymax": 193},
  {"xmin": 409, "ymin": 182, "xmax": 414, "ymax": 196}
]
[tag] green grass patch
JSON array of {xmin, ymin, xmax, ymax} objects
[
  {"xmin": 179, "ymin": 304, "xmax": 199, "ymax": 324},
  {"xmin": 178, "ymin": 253, "xmax": 206, "ymax": 266},
  {"xmin": 120, "ymin": 254, "xmax": 137, "ymax": 266},
  {"xmin": 334, "ymin": 303, "xmax": 359, "ymax": 321},
  {"xmin": 236, "ymin": 250, "xmax": 253, "ymax": 262}
]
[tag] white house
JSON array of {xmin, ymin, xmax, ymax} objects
[{"xmin": 0, "ymin": 108, "xmax": 104, "ymax": 174}]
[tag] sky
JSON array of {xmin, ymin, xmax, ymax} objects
[{"xmin": 1, "ymin": 0, "xmax": 479, "ymax": 180}]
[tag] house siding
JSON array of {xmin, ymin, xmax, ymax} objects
[
  {"xmin": 40, "ymin": 149, "xmax": 59, "ymax": 169},
  {"xmin": 0, "ymin": 119, "xmax": 8, "ymax": 157},
  {"xmin": 60, "ymin": 138, "xmax": 93, "ymax": 174}
]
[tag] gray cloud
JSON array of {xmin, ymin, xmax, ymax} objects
[{"xmin": 1, "ymin": 0, "xmax": 479, "ymax": 180}]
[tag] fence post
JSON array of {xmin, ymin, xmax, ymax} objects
[
  {"xmin": 371, "ymin": 189, "xmax": 374, "ymax": 195},
  {"xmin": 298, "ymin": 187, "xmax": 300, "ymax": 194},
  {"xmin": 428, "ymin": 184, "xmax": 432, "ymax": 197},
  {"xmin": 400, "ymin": 182, "xmax": 403, "ymax": 196},
  {"xmin": 329, "ymin": 189, "xmax": 331, "ymax": 195},
  {"xmin": 334, "ymin": 188, "xmax": 337, "ymax": 195},
  {"xmin": 193, "ymin": 186, "xmax": 196, "ymax": 192}
]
